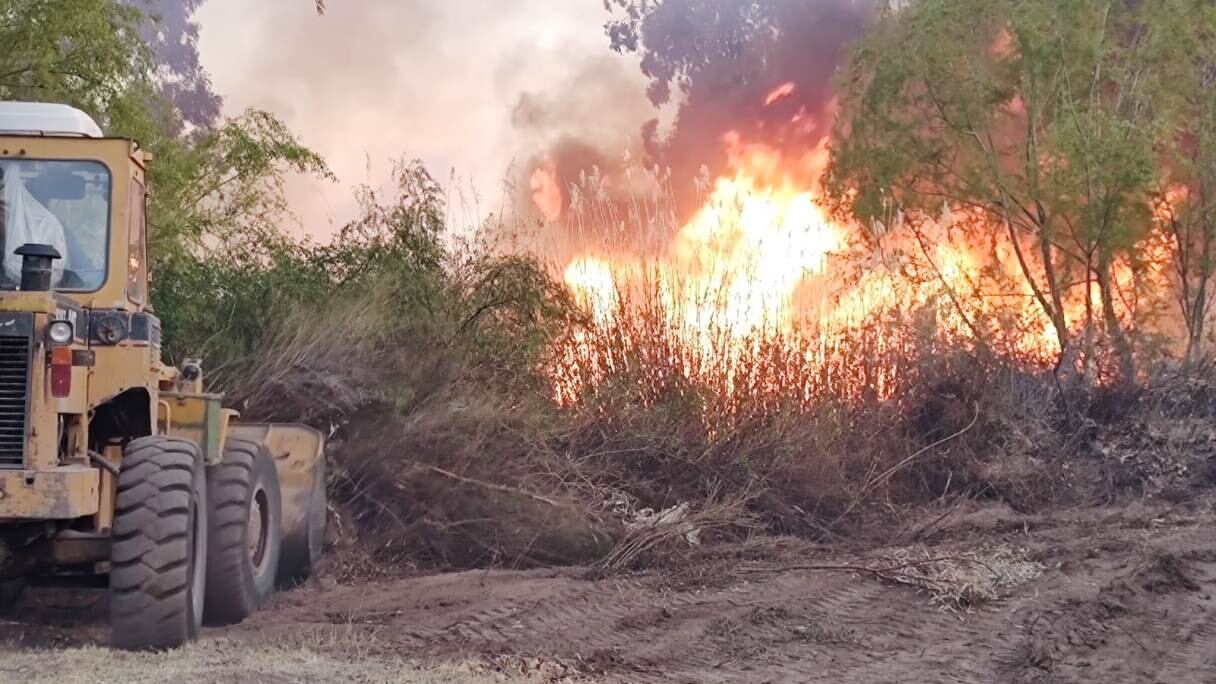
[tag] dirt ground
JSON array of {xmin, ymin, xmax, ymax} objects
[{"xmin": 3, "ymin": 493, "xmax": 1216, "ymax": 683}]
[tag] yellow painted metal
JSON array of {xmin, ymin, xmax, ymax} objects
[
  {"xmin": 0, "ymin": 466, "xmax": 99, "ymax": 520},
  {"xmin": 0, "ymin": 293, "xmax": 58, "ymax": 314},
  {"xmin": 93, "ymin": 444, "xmax": 121, "ymax": 534},
  {"xmin": 228, "ymin": 423, "xmax": 324, "ymax": 552},
  {"xmin": 0, "ymin": 136, "xmax": 146, "ymax": 311},
  {"xmin": 0, "ymin": 130, "xmax": 327, "ymax": 586},
  {"xmin": 0, "ymin": 135, "xmax": 154, "ymax": 531},
  {"xmin": 25, "ymin": 316, "xmax": 56, "ymax": 472},
  {"xmin": 162, "ymin": 392, "xmax": 230, "ymax": 465},
  {"xmin": 88, "ymin": 346, "xmax": 158, "ymax": 409}
]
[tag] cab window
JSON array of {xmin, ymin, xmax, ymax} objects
[{"xmin": 0, "ymin": 159, "xmax": 110, "ymax": 291}]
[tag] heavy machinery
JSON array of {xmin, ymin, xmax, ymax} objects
[{"xmin": 0, "ymin": 102, "xmax": 327, "ymax": 649}]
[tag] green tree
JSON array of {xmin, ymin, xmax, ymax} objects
[
  {"xmin": 147, "ymin": 109, "xmax": 331, "ymax": 256},
  {"xmin": 0, "ymin": 0, "xmax": 334, "ymax": 359},
  {"xmin": 128, "ymin": 0, "xmax": 222, "ymax": 130},
  {"xmin": 1148, "ymin": 0, "xmax": 1216, "ymax": 365},
  {"xmin": 825, "ymin": 0, "xmax": 1197, "ymax": 384},
  {"xmin": 0, "ymin": 0, "xmax": 147, "ymax": 117}
]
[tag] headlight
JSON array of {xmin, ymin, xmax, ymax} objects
[{"xmin": 48, "ymin": 320, "xmax": 73, "ymax": 345}]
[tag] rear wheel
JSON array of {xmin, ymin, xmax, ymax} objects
[
  {"xmin": 109, "ymin": 436, "xmax": 207, "ymax": 651},
  {"xmin": 203, "ymin": 438, "xmax": 282, "ymax": 625}
]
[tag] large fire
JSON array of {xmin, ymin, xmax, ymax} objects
[{"xmin": 539, "ymin": 110, "xmax": 1177, "ymax": 407}]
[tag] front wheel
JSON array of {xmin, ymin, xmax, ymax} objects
[
  {"xmin": 109, "ymin": 436, "xmax": 207, "ymax": 651},
  {"xmin": 203, "ymin": 438, "xmax": 282, "ymax": 625}
]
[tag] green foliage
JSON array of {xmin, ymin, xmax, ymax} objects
[
  {"xmin": 0, "ymin": 0, "xmax": 147, "ymax": 116},
  {"xmin": 0, "ymin": 0, "xmax": 342, "ymax": 368},
  {"xmin": 152, "ymin": 236, "xmax": 332, "ymax": 366},
  {"xmin": 144, "ymin": 109, "xmax": 337, "ymax": 364},
  {"xmin": 829, "ymin": 0, "xmax": 1166, "ymax": 235},
  {"xmin": 147, "ymin": 109, "xmax": 333, "ymax": 257},
  {"xmin": 157, "ymin": 155, "xmax": 574, "ymax": 401},
  {"xmin": 826, "ymin": 0, "xmax": 1214, "ymax": 380}
]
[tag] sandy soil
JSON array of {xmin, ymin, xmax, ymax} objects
[{"xmin": 3, "ymin": 494, "xmax": 1216, "ymax": 683}]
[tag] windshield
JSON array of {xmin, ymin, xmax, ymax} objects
[{"xmin": 0, "ymin": 159, "xmax": 110, "ymax": 291}]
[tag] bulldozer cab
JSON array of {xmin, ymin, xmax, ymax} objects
[
  {"xmin": 0, "ymin": 102, "xmax": 326, "ymax": 650},
  {"xmin": 0, "ymin": 103, "xmax": 161, "ymax": 517},
  {"xmin": 0, "ymin": 103, "xmax": 149, "ymax": 310}
]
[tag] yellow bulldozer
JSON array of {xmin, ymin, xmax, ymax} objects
[{"xmin": 0, "ymin": 102, "xmax": 327, "ymax": 649}]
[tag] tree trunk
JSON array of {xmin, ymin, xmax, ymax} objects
[
  {"xmin": 1187, "ymin": 193, "xmax": 1213, "ymax": 365},
  {"xmin": 1083, "ymin": 254, "xmax": 1095, "ymax": 380},
  {"xmin": 1038, "ymin": 231, "xmax": 1074, "ymax": 377},
  {"xmin": 1097, "ymin": 250, "xmax": 1136, "ymax": 386}
]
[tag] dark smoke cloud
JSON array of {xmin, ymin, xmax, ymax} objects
[
  {"xmin": 192, "ymin": 0, "xmax": 869, "ymax": 242},
  {"xmin": 520, "ymin": 0, "xmax": 876, "ymax": 235},
  {"xmin": 612, "ymin": 0, "xmax": 875, "ymax": 210},
  {"xmin": 510, "ymin": 54, "xmax": 661, "ymax": 222},
  {"xmin": 129, "ymin": 0, "xmax": 222, "ymax": 130}
]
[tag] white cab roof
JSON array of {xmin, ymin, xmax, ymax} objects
[{"xmin": 0, "ymin": 102, "xmax": 103, "ymax": 138}]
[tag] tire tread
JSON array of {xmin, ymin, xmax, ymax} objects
[{"xmin": 109, "ymin": 436, "xmax": 205, "ymax": 651}]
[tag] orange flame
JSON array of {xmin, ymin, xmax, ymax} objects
[{"xmin": 548, "ymin": 131, "xmax": 1181, "ymax": 406}]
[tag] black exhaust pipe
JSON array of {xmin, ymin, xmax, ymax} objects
[{"xmin": 14, "ymin": 243, "xmax": 61, "ymax": 292}]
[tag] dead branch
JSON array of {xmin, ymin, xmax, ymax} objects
[
  {"xmin": 415, "ymin": 464, "xmax": 561, "ymax": 507},
  {"xmin": 831, "ymin": 403, "xmax": 981, "ymax": 528},
  {"xmin": 738, "ymin": 554, "xmax": 993, "ymax": 581}
]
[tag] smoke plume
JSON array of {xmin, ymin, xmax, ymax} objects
[
  {"xmin": 618, "ymin": 0, "xmax": 875, "ymax": 210},
  {"xmin": 194, "ymin": 0, "xmax": 648, "ymax": 238},
  {"xmin": 130, "ymin": 0, "xmax": 222, "ymax": 130},
  {"xmin": 524, "ymin": 0, "xmax": 875, "ymax": 230}
]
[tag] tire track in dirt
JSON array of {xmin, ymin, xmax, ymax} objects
[
  {"xmin": 213, "ymin": 496, "xmax": 1216, "ymax": 683},
  {"xmin": 1149, "ymin": 547, "xmax": 1216, "ymax": 681},
  {"xmin": 1155, "ymin": 609, "xmax": 1216, "ymax": 680},
  {"xmin": 994, "ymin": 513, "xmax": 1216, "ymax": 683},
  {"xmin": 787, "ymin": 573, "xmax": 998, "ymax": 683}
]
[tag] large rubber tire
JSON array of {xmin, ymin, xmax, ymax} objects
[
  {"xmin": 203, "ymin": 438, "xmax": 282, "ymax": 625},
  {"xmin": 278, "ymin": 457, "xmax": 326, "ymax": 585},
  {"xmin": 109, "ymin": 436, "xmax": 207, "ymax": 651}
]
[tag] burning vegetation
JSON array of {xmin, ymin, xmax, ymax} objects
[
  {"xmin": 40, "ymin": 0, "xmax": 1215, "ymax": 574},
  {"xmin": 398, "ymin": 0, "xmax": 1216, "ymax": 568},
  {"xmin": 233, "ymin": 0, "xmax": 1216, "ymax": 573},
  {"xmin": 533, "ymin": 0, "xmax": 1214, "ymax": 413}
]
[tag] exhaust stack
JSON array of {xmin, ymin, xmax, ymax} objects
[{"xmin": 14, "ymin": 243, "xmax": 61, "ymax": 292}]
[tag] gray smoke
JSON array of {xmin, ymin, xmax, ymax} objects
[{"xmin": 194, "ymin": 0, "xmax": 647, "ymax": 238}]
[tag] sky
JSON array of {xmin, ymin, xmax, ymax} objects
[{"xmin": 195, "ymin": 0, "xmax": 652, "ymax": 241}]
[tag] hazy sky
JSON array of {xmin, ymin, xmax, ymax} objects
[{"xmin": 195, "ymin": 0, "xmax": 650, "ymax": 240}]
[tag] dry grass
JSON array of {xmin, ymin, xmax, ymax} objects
[
  {"xmin": 878, "ymin": 544, "xmax": 1045, "ymax": 611},
  {"xmin": 223, "ymin": 248, "xmax": 1195, "ymax": 575},
  {"xmin": 593, "ymin": 495, "xmax": 757, "ymax": 576},
  {"xmin": 199, "ymin": 159, "xmax": 1216, "ymax": 577},
  {"xmin": 0, "ymin": 637, "xmax": 571, "ymax": 684}
]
